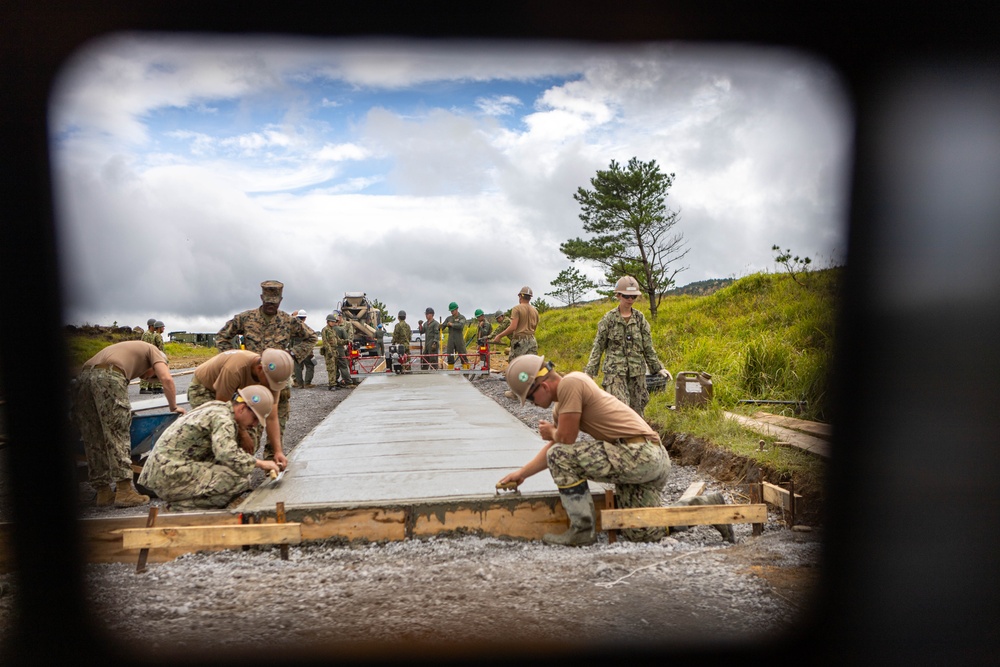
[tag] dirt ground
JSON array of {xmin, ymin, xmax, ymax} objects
[{"xmin": 0, "ymin": 355, "xmax": 825, "ymax": 661}]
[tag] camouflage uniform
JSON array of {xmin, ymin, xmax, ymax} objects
[
  {"xmin": 332, "ymin": 322, "xmax": 353, "ymax": 384},
  {"xmin": 418, "ymin": 318, "xmax": 441, "ymax": 369},
  {"xmin": 72, "ymin": 367, "xmax": 133, "ymax": 486},
  {"xmin": 548, "ymin": 437, "xmax": 671, "ymax": 542},
  {"xmin": 321, "ymin": 324, "xmax": 349, "ymax": 387},
  {"xmin": 391, "ymin": 320, "xmax": 411, "ymax": 346},
  {"xmin": 216, "ymin": 306, "xmax": 313, "ymax": 448},
  {"xmin": 137, "ymin": 401, "xmax": 255, "ymax": 510},
  {"xmin": 548, "ymin": 372, "xmax": 671, "ymax": 542},
  {"xmin": 584, "ymin": 308, "xmax": 666, "ymax": 416},
  {"xmin": 291, "ymin": 323, "xmax": 317, "ymax": 386},
  {"xmin": 442, "ymin": 312, "xmax": 468, "ymax": 366},
  {"xmin": 139, "ymin": 329, "xmax": 164, "ymax": 392},
  {"xmin": 476, "ymin": 318, "xmax": 493, "ymax": 344}
]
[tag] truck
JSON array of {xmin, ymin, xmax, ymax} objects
[{"xmin": 337, "ymin": 291, "xmax": 383, "ymax": 357}]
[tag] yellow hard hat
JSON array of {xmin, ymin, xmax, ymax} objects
[
  {"xmin": 505, "ymin": 354, "xmax": 546, "ymax": 405},
  {"xmin": 236, "ymin": 384, "xmax": 273, "ymax": 424}
]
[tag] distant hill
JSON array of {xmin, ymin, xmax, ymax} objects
[{"xmin": 664, "ymin": 278, "xmax": 734, "ymax": 297}]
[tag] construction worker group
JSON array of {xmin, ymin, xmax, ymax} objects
[{"xmin": 74, "ymin": 276, "xmax": 732, "ymax": 546}]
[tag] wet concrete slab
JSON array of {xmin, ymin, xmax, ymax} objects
[{"xmin": 239, "ymin": 373, "xmax": 563, "ymax": 511}]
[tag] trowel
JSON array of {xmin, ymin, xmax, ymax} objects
[{"xmin": 264, "ymin": 467, "xmax": 286, "ymax": 487}]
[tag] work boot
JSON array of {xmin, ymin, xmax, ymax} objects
[
  {"xmin": 94, "ymin": 484, "xmax": 115, "ymax": 507},
  {"xmin": 328, "ymin": 384, "xmax": 337, "ymax": 391},
  {"xmin": 114, "ymin": 479, "xmax": 150, "ymax": 508},
  {"xmin": 304, "ymin": 383, "xmax": 315, "ymax": 389},
  {"xmin": 543, "ymin": 483, "xmax": 597, "ymax": 546},
  {"xmin": 504, "ymin": 390, "xmax": 515, "ymax": 399},
  {"xmin": 670, "ymin": 492, "xmax": 735, "ymax": 543}
]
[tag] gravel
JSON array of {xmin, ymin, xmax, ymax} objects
[{"xmin": 0, "ymin": 363, "xmax": 824, "ymax": 658}]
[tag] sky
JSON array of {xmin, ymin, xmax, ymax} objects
[{"xmin": 48, "ymin": 35, "xmax": 851, "ymax": 335}]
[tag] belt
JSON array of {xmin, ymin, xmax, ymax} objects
[
  {"xmin": 511, "ymin": 334, "xmax": 535, "ymax": 341},
  {"xmin": 615, "ymin": 435, "xmax": 652, "ymax": 445},
  {"xmin": 89, "ymin": 363, "xmax": 125, "ymax": 378}
]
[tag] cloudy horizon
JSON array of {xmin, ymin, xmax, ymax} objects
[{"xmin": 48, "ymin": 35, "xmax": 851, "ymax": 335}]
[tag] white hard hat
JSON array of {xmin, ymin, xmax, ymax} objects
[{"xmin": 297, "ymin": 309, "xmax": 307, "ymax": 319}]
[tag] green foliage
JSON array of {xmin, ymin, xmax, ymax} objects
[
  {"xmin": 546, "ymin": 266, "xmax": 597, "ymax": 306},
  {"xmin": 532, "ymin": 298, "xmax": 551, "ymax": 314},
  {"xmin": 371, "ymin": 298, "xmax": 394, "ymax": 325},
  {"xmin": 562, "ymin": 157, "xmax": 688, "ymax": 317},
  {"xmin": 535, "ymin": 267, "xmax": 840, "ymax": 424},
  {"xmin": 772, "ymin": 244, "xmax": 813, "ymax": 287}
]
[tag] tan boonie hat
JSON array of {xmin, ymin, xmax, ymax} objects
[
  {"xmin": 259, "ymin": 349, "xmax": 293, "ymax": 390},
  {"xmin": 519, "ymin": 286, "xmax": 533, "ymax": 297},
  {"xmin": 260, "ymin": 280, "xmax": 284, "ymax": 304}
]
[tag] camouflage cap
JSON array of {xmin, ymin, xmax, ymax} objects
[{"xmin": 260, "ymin": 280, "xmax": 284, "ymax": 303}]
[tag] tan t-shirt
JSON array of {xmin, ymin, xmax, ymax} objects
[
  {"xmin": 85, "ymin": 340, "xmax": 167, "ymax": 380},
  {"xmin": 193, "ymin": 350, "xmax": 260, "ymax": 398},
  {"xmin": 553, "ymin": 372, "xmax": 659, "ymax": 444},
  {"xmin": 510, "ymin": 302, "xmax": 538, "ymax": 340}
]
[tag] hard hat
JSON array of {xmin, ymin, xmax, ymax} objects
[
  {"xmin": 425, "ymin": 307, "xmax": 435, "ymax": 315},
  {"xmin": 326, "ymin": 312, "xmax": 338, "ymax": 322},
  {"xmin": 397, "ymin": 310, "xmax": 406, "ymax": 319},
  {"xmin": 297, "ymin": 309, "xmax": 307, "ymax": 319},
  {"xmin": 495, "ymin": 310, "xmax": 503, "ymax": 318},
  {"xmin": 448, "ymin": 302, "xmax": 459, "ymax": 311},
  {"xmin": 147, "ymin": 318, "xmax": 156, "ymax": 327},
  {"xmin": 236, "ymin": 384, "xmax": 273, "ymax": 425},
  {"xmin": 259, "ymin": 349, "xmax": 293, "ymax": 391},
  {"xmin": 614, "ymin": 275, "xmax": 641, "ymax": 296},
  {"xmin": 505, "ymin": 354, "xmax": 546, "ymax": 406},
  {"xmin": 154, "ymin": 320, "xmax": 164, "ymax": 328},
  {"xmin": 519, "ymin": 286, "xmax": 533, "ymax": 297},
  {"xmin": 475, "ymin": 309, "xmax": 484, "ymax": 317}
]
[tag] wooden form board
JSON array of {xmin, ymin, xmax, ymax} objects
[
  {"xmin": 601, "ymin": 503, "xmax": 767, "ymax": 530},
  {"xmin": 752, "ymin": 412, "xmax": 832, "ymax": 438},
  {"xmin": 723, "ymin": 411, "xmax": 830, "ymax": 458},
  {"xmin": 762, "ymin": 482, "xmax": 802, "ymax": 513},
  {"xmin": 122, "ymin": 523, "xmax": 301, "ymax": 550}
]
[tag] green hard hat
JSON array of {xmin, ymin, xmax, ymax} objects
[
  {"xmin": 475, "ymin": 309, "xmax": 484, "ymax": 317},
  {"xmin": 448, "ymin": 301, "xmax": 459, "ymax": 311}
]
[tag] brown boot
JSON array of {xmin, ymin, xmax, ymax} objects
[
  {"xmin": 94, "ymin": 484, "xmax": 115, "ymax": 507},
  {"xmin": 114, "ymin": 479, "xmax": 150, "ymax": 508}
]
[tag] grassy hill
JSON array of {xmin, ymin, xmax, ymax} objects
[{"xmin": 536, "ymin": 267, "xmax": 839, "ymax": 483}]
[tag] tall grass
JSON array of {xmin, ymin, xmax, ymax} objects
[{"xmin": 535, "ymin": 268, "xmax": 838, "ymax": 481}]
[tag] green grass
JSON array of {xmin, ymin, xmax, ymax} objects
[
  {"xmin": 66, "ymin": 330, "xmax": 217, "ymax": 370},
  {"xmin": 536, "ymin": 268, "xmax": 840, "ymax": 480}
]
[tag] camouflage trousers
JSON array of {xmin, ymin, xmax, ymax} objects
[
  {"xmin": 152, "ymin": 462, "xmax": 251, "ymax": 510},
  {"xmin": 547, "ymin": 437, "xmax": 671, "ymax": 542},
  {"xmin": 324, "ymin": 352, "xmax": 351, "ymax": 385},
  {"xmin": 72, "ymin": 367, "xmax": 133, "ymax": 486},
  {"xmin": 603, "ymin": 373, "xmax": 651, "ymax": 416},
  {"xmin": 509, "ymin": 336, "xmax": 538, "ymax": 361},
  {"xmin": 293, "ymin": 356, "xmax": 315, "ymax": 385}
]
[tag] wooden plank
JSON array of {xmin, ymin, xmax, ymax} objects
[
  {"xmin": 678, "ymin": 482, "xmax": 706, "ymax": 501},
  {"xmin": 762, "ymin": 481, "xmax": 803, "ymax": 513},
  {"xmin": 122, "ymin": 523, "xmax": 302, "ymax": 550},
  {"xmin": 600, "ymin": 504, "xmax": 767, "ymax": 530},
  {"xmin": 724, "ymin": 412, "xmax": 830, "ymax": 458},
  {"xmin": 752, "ymin": 412, "xmax": 832, "ymax": 438}
]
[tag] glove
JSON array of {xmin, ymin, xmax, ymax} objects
[{"xmin": 657, "ymin": 368, "xmax": 673, "ymax": 382}]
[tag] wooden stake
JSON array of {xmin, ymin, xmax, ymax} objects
[
  {"xmin": 749, "ymin": 483, "xmax": 764, "ymax": 536},
  {"xmin": 276, "ymin": 502, "xmax": 289, "ymax": 561},
  {"xmin": 604, "ymin": 490, "xmax": 617, "ymax": 543},
  {"xmin": 135, "ymin": 506, "xmax": 158, "ymax": 574}
]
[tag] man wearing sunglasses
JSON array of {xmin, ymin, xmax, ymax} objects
[
  {"xmin": 498, "ymin": 354, "xmax": 670, "ymax": 545},
  {"xmin": 584, "ymin": 275, "xmax": 672, "ymax": 417},
  {"xmin": 137, "ymin": 385, "xmax": 280, "ymax": 511}
]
